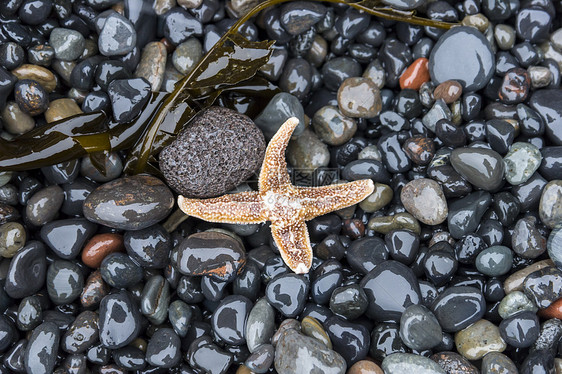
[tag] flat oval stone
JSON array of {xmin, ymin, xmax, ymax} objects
[
  {"xmin": 26, "ymin": 185, "xmax": 64, "ymax": 226},
  {"xmin": 499, "ymin": 311, "xmax": 540, "ymax": 348},
  {"xmin": 246, "ymin": 298, "xmax": 275, "ymax": 353},
  {"xmin": 455, "ymin": 319, "xmax": 506, "ymax": 360},
  {"xmin": 47, "ymin": 260, "xmax": 84, "ymax": 305},
  {"xmin": 382, "ymin": 353, "xmax": 446, "ymax": 374},
  {"xmin": 98, "ymin": 291, "xmax": 141, "ymax": 349},
  {"xmin": 324, "ymin": 316, "xmax": 369, "ymax": 365},
  {"xmin": 431, "ymin": 286, "xmax": 486, "ymax": 332},
  {"xmin": 254, "ymin": 92, "xmax": 305, "ymax": 140},
  {"xmin": 539, "ymin": 180, "xmax": 562, "ymax": 229},
  {"xmin": 523, "ymin": 266, "xmax": 562, "ymax": 308},
  {"xmin": 274, "ymin": 329, "xmax": 346, "ymax": 374},
  {"xmin": 337, "ymin": 77, "xmax": 381, "ymax": 118},
  {"xmin": 160, "ymin": 106, "xmax": 266, "ymax": 198},
  {"xmin": 171, "ymin": 231, "xmax": 246, "ymax": 281},
  {"xmin": 475, "ymin": 245, "xmax": 513, "ymax": 276},
  {"xmin": 5, "ymin": 241, "xmax": 46, "ymax": 298},
  {"xmin": 400, "ymin": 304, "xmax": 442, "ymax": 350},
  {"xmin": 450, "ymin": 148, "xmax": 504, "ymax": 191},
  {"xmin": 400, "ymin": 178, "xmax": 447, "ymax": 225},
  {"xmin": 83, "ymin": 174, "xmax": 174, "ymax": 230},
  {"xmin": 211, "ymin": 295, "xmax": 252, "ymax": 345},
  {"xmin": 24, "ymin": 322, "xmax": 60, "ymax": 374},
  {"xmin": 360, "ymin": 260, "xmax": 421, "ymax": 322}
]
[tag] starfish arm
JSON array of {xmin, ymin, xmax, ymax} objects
[
  {"xmin": 271, "ymin": 220, "xmax": 313, "ymax": 274},
  {"xmin": 258, "ymin": 117, "xmax": 299, "ymax": 192},
  {"xmin": 178, "ymin": 191, "xmax": 267, "ymax": 224},
  {"xmin": 296, "ymin": 179, "xmax": 375, "ymax": 220}
]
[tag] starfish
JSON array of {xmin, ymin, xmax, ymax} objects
[{"xmin": 178, "ymin": 117, "xmax": 374, "ymax": 274}]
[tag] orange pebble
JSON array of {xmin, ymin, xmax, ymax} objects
[
  {"xmin": 399, "ymin": 57, "xmax": 430, "ymax": 90},
  {"xmin": 538, "ymin": 298, "xmax": 562, "ymax": 319},
  {"xmin": 82, "ymin": 233, "xmax": 124, "ymax": 268},
  {"xmin": 347, "ymin": 360, "xmax": 384, "ymax": 374}
]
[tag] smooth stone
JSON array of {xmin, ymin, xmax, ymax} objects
[
  {"xmin": 124, "ymin": 224, "xmax": 170, "ymax": 269},
  {"xmin": 287, "ymin": 129, "xmax": 330, "ymax": 171},
  {"xmin": 400, "ymin": 178, "xmax": 447, "ymax": 225},
  {"xmin": 324, "ymin": 316, "xmax": 369, "ymax": 365},
  {"xmin": 81, "ymin": 233, "xmax": 124, "ymax": 268},
  {"xmin": 98, "ymin": 291, "xmax": 141, "ymax": 349},
  {"xmin": 160, "ymin": 106, "xmax": 266, "ymax": 197},
  {"xmin": 399, "ymin": 304, "xmax": 442, "ymax": 350},
  {"xmin": 140, "ymin": 275, "xmax": 170, "ymax": 324},
  {"xmin": 548, "ymin": 224, "xmax": 562, "ymax": 270},
  {"xmin": 346, "ymin": 237, "xmax": 388, "ymax": 274},
  {"xmin": 168, "ymin": 300, "xmax": 192, "ymax": 337},
  {"xmin": 279, "ymin": 58, "xmax": 312, "ymax": 100},
  {"xmin": 481, "ymin": 352, "xmax": 518, "ymax": 374},
  {"xmin": 266, "ymin": 274, "xmax": 309, "ymax": 318},
  {"xmin": 98, "ymin": 13, "xmax": 136, "ymax": 56},
  {"xmin": 62, "ymin": 311, "xmax": 99, "ymax": 354},
  {"xmin": 455, "ymin": 319, "xmax": 506, "ymax": 360},
  {"xmin": 47, "ymin": 260, "xmax": 83, "ymax": 305},
  {"xmin": 529, "ymin": 89, "xmax": 562, "ymax": 145},
  {"xmin": 312, "ymin": 105, "xmax": 357, "ymax": 146},
  {"xmin": 211, "ymin": 295, "xmax": 252, "ymax": 345},
  {"xmin": 329, "ymin": 284, "xmax": 368, "ymax": 320},
  {"xmin": 429, "ymin": 26, "xmax": 495, "ymax": 91},
  {"xmin": 24, "ymin": 322, "xmax": 60, "ymax": 374},
  {"xmin": 342, "ymin": 160, "xmax": 391, "ymax": 184},
  {"xmin": 80, "ymin": 152, "xmax": 122, "ymax": 182},
  {"xmin": 431, "ymin": 286, "xmax": 486, "ymax": 332},
  {"xmin": 49, "ymin": 28, "xmax": 85, "ymax": 61},
  {"xmin": 134, "ymin": 41, "xmax": 166, "ymax": 91},
  {"xmin": 539, "ymin": 180, "xmax": 562, "ymax": 229},
  {"xmin": 498, "ymin": 291, "xmax": 538, "ymax": 319},
  {"xmin": 254, "ymin": 92, "xmax": 305, "ymax": 140},
  {"xmin": 83, "ymin": 174, "xmax": 174, "ymax": 231},
  {"xmin": 523, "ymin": 266, "xmax": 562, "ymax": 308},
  {"xmin": 163, "ymin": 8, "xmax": 203, "ymax": 45},
  {"xmin": 360, "ymin": 260, "xmax": 421, "ymax": 322},
  {"xmin": 337, "ymin": 77, "xmax": 381, "ymax": 118},
  {"xmin": 187, "ymin": 338, "xmax": 233, "ymax": 374},
  {"xmin": 1, "ymin": 101, "xmax": 35, "ymax": 135},
  {"xmin": 540, "ymin": 147, "xmax": 562, "ymax": 180},
  {"xmin": 274, "ymin": 329, "xmax": 346, "ymax": 374},
  {"xmin": 301, "ymin": 316, "xmax": 332, "ymax": 348},
  {"xmin": 499, "ymin": 311, "xmax": 540, "ymax": 348},
  {"xmin": 107, "ymin": 77, "xmax": 151, "ymax": 123},
  {"xmin": 172, "ymin": 231, "xmax": 245, "ymax": 281},
  {"xmin": 359, "ymin": 183, "xmax": 393, "ymax": 212},
  {"xmin": 512, "ymin": 216, "xmax": 546, "ymax": 259},
  {"xmin": 422, "ymin": 99, "xmax": 452, "ymax": 132},
  {"xmin": 503, "ymin": 142, "xmax": 542, "ymax": 185},
  {"xmin": 348, "ymin": 361, "xmax": 384, "ymax": 374},
  {"xmin": 41, "ymin": 160, "xmax": 80, "ymax": 185},
  {"xmin": 503, "ymin": 259, "xmax": 554, "ymax": 294},
  {"xmin": 245, "ymin": 344, "xmax": 274, "ymax": 373},
  {"xmin": 430, "ymin": 352, "xmax": 478, "ymax": 374},
  {"xmin": 279, "ymin": 1, "xmax": 327, "ymax": 35},
  {"xmin": 40, "ymin": 218, "xmax": 97, "ymax": 259},
  {"xmin": 146, "ymin": 328, "xmax": 181, "ymax": 368},
  {"xmin": 367, "ymin": 213, "xmax": 421, "ymax": 235},
  {"xmin": 17, "ymin": 296, "xmax": 42, "ymax": 331},
  {"xmin": 475, "ymin": 245, "xmax": 513, "ymax": 276},
  {"xmin": 0, "ymin": 222, "xmax": 25, "ymax": 258},
  {"xmin": 11, "ymin": 64, "xmax": 56, "ymax": 92},
  {"xmin": 382, "ymin": 353, "xmax": 446, "ymax": 374},
  {"xmin": 450, "ymin": 147, "xmax": 504, "ymax": 190},
  {"xmin": 172, "ymin": 38, "xmax": 202, "ymax": 75},
  {"xmin": 100, "ymin": 252, "xmax": 142, "ymax": 289},
  {"xmin": 25, "ymin": 184, "xmax": 64, "ymax": 226},
  {"xmin": 5, "ymin": 241, "xmax": 46, "ymax": 298},
  {"xmin": 447, "ymin": 191, "xmax": 492, "ymax": 239},
  {"xmin": 246, "ymin": 298, "xmax": 275, "ymax": 353}
]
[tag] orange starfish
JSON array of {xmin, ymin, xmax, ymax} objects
[{"xmin": 178, "ymin": 117, "xmax": 374, "ymax": 274}]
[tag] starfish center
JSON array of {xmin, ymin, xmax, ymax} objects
[{"xmin": 263, "ymin": 190, "xmax": 304, "ymax": 223}]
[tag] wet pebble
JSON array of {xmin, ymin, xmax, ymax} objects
[
  {"xmin": 245, "ymin": 344, "xmax": 274, "ymax": 373},
  {"xmin": 455, "ymin": 319, "xmax": 506, "ymax": 360},
  {"xmin": 447, "ymin": 191, "xmax": 492, "ymax": 239},
  {"xmin": 135, "ymin": 41, "xmax": 167, "ymax": 91},
  {"xmin": 399, "ymin": 304, "xmax": 442, "ymax": 350},
  {"xmin": 24, "ymin": 322, "xmax": 60, "ymax": 374},
  {"xmin": 499, "ymin": 311, "xmax": 540, "ymax": 348},
  {"xmin": 14, "ymin": 79, "xmax": 48, "ymax": 116},
  {"xmin": 430, "ymin": 351, "xmax": 478, "ymax": 374},
  {"xmin": 431, "ymin": 286, "xmax": 486, "ymax": 332},
  {"xmin": 17, "ymin": 296, "xmax": 42, "ymax": 331},
  {"xmin": 337, "ymin": 77, "xmax": 381, "ymax": 118},
  {"xmin": 287, "ymin": 129, "xmax": 330, "ymax": 170},
  {"xmin": 312, "ymin": 105, "xmax": 357, "ymax": 146},
  {"xmin": 382, "ymin": 353, "xmax": 446, "ymax": 374},
  {"xmin": 62, "ymin": 311, "xmax": 99, "ymax": 354},
  {"xmin": 2, "ymin": 101, "xmax": 35, "ymax": 135},
  {"xmin": 400, "ymin": 178, "xmax": 447, "ymax": 225},
  {"xmin": 146, "ymin": 328, "xmax": 181, "ymax": 368},
  {"xmin": 246, "ymin": 298, "xmax": 276, "ymax": 353},
  {"xmin": 168, "ymin": 300, "xmax": 192, "ymax": 338},
  {"xmin": 107, "ymin": 77, "xmax": 151, "ymax": 123},
  {"xmin": 212, "ymin": 295, "xmax": 252, "ymax": 345},
  {"xmin": 98, "ymin": 13, "xmax": 136, "ymax": 56},
  {"xmin": 47, "ymin": 260, "xmax": 84, "ymax": 305},
  {"xmin": 82, "ymin": 233, "xmax": 124, "ymax": 268},
  {"xmin": 254, "ymin": 92, "xmax": 305, "ymax": 140},
  {"xmin": 523, "ymin": 266, "xmax": 562, "ymax": 308},
  {"xmin": 481, "ymin": 352, "xmax": 518, "ymax": 374},
  {"xmin": 5, "ymin": 241, "xmax": 46, "ymax": 298},
  {"xmin": 450, "ymin": 147, "xmax": 504, "ymax": 191},
  {"xmin": 40, "ymin": 218, "xmax": 96, "ymax": 259},
  {"xmin": 100, "ymin": 252, "xmax": 143, "ymax": 289},
  {"xmin": 511, "ymin": 216, "xmax": 546, "ymax": 259},
  {"xmin": 539, "ymin": 180, "xmax": 562, "ymax": 229},
  {"xmin": 475, "ymin": 245, "xmax": 513, "ymax": 276},
  {"xmin": 325, "ymin": 316, "xmax": 369, "ymax": 365},
  {"xmin": 266, "ymin": 273, "xmax": 309, "ymax": 318},
  {"xmin": 49, "ymin": 28, "xmax": 85, "ymax": 61},
  {"xmin": 329, "ymin": 284, "xmax": 368, "ymax": 320},
  {"xmin": 83, "ymin": 174, "xmax": 174, "ymax": 230},
  {"xmin": 0, "ymin": 221, "xmax": 25, "ymax": 258},
  {"xmin": 399, "ymin": 57, "xmax": 430, "ymax": 90},
  {"xmin": 98, "ymin": 291, "xmax": 141, "ymax": 349}
]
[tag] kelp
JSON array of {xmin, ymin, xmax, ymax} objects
[{"xmin": 0, "ymin": 0, "xmax": 458, "ymax": 173}]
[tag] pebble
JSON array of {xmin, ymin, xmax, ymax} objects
[
  {"xmin": 528, "ymin": 65, "xmax": 552, "ymax": 88},
  {"xmin": 431, "ymin": 286, "xmax": 486, "ymax": 332},
  {"xmin": 503, "ymin": 142, "xmax": 542, "ymax": 185},
  {"xmin": 266, "ymin": 273, "xmax": 309, "ymax": 318},
  {"xmin": 83, "ymin": 174, "xmax": 174, "ymax": 230},
  {"xmin": 135, "ymin": 41, "xmax": 167, "ymax": 91},
  {"xmin": 530, "ymin": 89, "xmax": 562, "ymax": 146},
  {"xmin": 62, "ymin": 311, "xmax": 99, "ymax": 354},
  {"xmin": 455, "ymin": 319, "xmax": 506, "ymax": 360},
  {"xmin": 160, "ymin": 106, "xmax": 265, "ymax": 197},
  {"xmin": 100, "ymin": 252, "xmax": 143, "ymax": 289},
  {"xmin": 498, "ymin": 291, "xmax": 538, "ymax": 319},
  {"xmin": 360, "ymin": 260, "xmax": 421, "ymax": 321},
  {"xmin": 44, "ymin": 98, "xmax": 83, "ymax": 123},
  {"xmin": 172, "ymin": 38, "xmax": 202, "ymax": 75},
  {"xmin": 433, "ymin": 80, "xmax": 462, "ymax": 104},
  {"xmin": 399, "ymin": 304, "xmax": 442, "ymax": 350},
  {"xmin": 512, "ymin": 216, "xmax": 546, "ymax": 259},
  {"xmin": 47, "ymin": 260, "xmax": 84, "ymax": 305},
  {"xmin": 40, "ymin": 218, "xmax": 96, "ymax": 259},
  {"xmin": 107, "ymin": 77, "xmax": 151, "ymax": 123},
  {"xmin": 4, "ymin": 241, "xmax": 46, "ymax": 298},
  {"xmin": 495, "ymin": 24, "xmax": 516, "ymax": 50},
  {"xmin": 124, "ymin": 224, "xmax": 170, "ymax": 269},
  {"xmin": 475, "ymin": 245, "xmax": 513, "ymax": 276},
  {"xmin": 523, "ymin": 266, "xmax": 562, "ymax": 308},
  {"xmin": 287, "ymin": 129, "xmax": 330, "ymax": 171},
  {"xmin": 26, "ymin": 184, "xmax": 64, "ymax": 226},
  {"xmin": 504, "ymin": 259, "xmax": 554, "ymax": 294},
  {"xmin": 274, "ymin": 329, "xmax": 346, "ymax": 374},
  {"xmin": 329, "ymin": 284, "xmax": 368, "ymax": 320},
  {"xmin": 347, "ymin": 360, "xmax": 383, "ymax": 374},
  {"xmin": 359, "ymin": 183, "xmax": 393, "ymax": 212},
  {"xmin": 499, "ymin": 311, "xmax": 540, "ymax": 348},
  {"xmin": 400, "ymin": 178, "xmax": 447, "ymax": 225},
  {"xmin": 337, "ymin": 77, "xmax": 381, "ymax": 118},
  {"xmin": 324, "ymin": 316, "xmax": 369, "ymax": 365},
  {"xmin": 481, "ymin": 352, "xmax": 518, "ymax": 373},
  {"xmin": 430, "ymin": 352, "xmax": 479, "ymax": 374},
  {"xmin": 49, "ymin": 28, "xmax": 85, "ymax": 61},
  {"xmin": 254, "ymin": 92, "xmax": 305, "ymax": 140},
  {"xmin": 422, "ymin": 99, "xmax": 452, "ymax": 132},
  {"xmin": 368, "ymin": 212, "xmax": 421, "ymax": 235},
  {"xmin": 245, "ymin": 344, "xmax": 274, "ymax": 373},
  {"xmin": 98, "ymin": 13, "xmax": 136, "ymax": 56},
  {"xmin": 24, "ymin": 322, "xmax": 60, "ymax": 374},
  {"xmin": 80, "ymin": 152, "xmax": 122, "ymax": 182},
  {"xmin": 2, "ymin": 101, "xmax": 35, "ymax": 134},
  {"xmin": 14, "ymin": 79, "xmax": 48, "ymax": 116},
  {"xmin": 17, "ymin": 296, "xmax": 42, "ymax": 331},
  {"xmin": 279, "ymin": 1, "xmax": 327, "ymax": 35},
  {"xmin": 212, "ymin": 295, "xmax": 252, "ymax": 345},
  {"xmin": 312, "ymin": 105, "xmax": 357, "ymax": 145},
  {"xmin": 172, "ymin": 231, "xmax": 246, "ymax": 281},
  {"xmin": 279, "ymin": 58, "xmax": 313, "ymax": 100},
  {"xmin": 399, "ymin": 57, "xmax": 430, "ymax": 90},
  {"xmin": 163, "ymin": 8, "xmax": 203, "ymax": 45},
  {"xmin": 81, "ymin": 270, "xmax": 109, "ymax": 308},
  {"xmin": 98, "ymin": 291, "xmax": 141, "ymax": 349},
  {"xmin": 246, "ymin": 298, "xmax": 275, "ymax": 353},
  {"xmin": 146, "ymin": 328, "xmax": 181, "ymax": 368},
  {"xmin": 11, "ymin": 64, "xmax": 56, "ymax": 92},
  {"xmin": 82, "ymin": 233, "xmax": 124, "ymax": 268},
  {"xmin": 301, "ymin": 316, "xmax": 331, "ymax": 348},
  {"xmin": 539, "ymin": 180, "xmax": 562, "ymax": 229},
  {"xmin": 447, "ymin": 191, "xmax": 492, "ymax": 239},
  {"xmin": 0, "ymin": 222, "xmax": 25, "ymax": 258},
  {"xmin": 0, "ymin": 42, "xmax": 24, "ymax": 70},
  {"xmin": 382, "ymin": 353, "xmax": 446, "ymax": 374},
  {"xmin": 450, "ymin": 147, "xmax": 504, "ymax": 190}
]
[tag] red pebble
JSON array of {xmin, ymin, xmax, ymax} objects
[{"xmin": 399, "ymin": 57, "xmax": 430, "ymax": 90}]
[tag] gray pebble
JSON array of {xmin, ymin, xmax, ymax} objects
[
  {"xmin": 172, "ymin": 38, "xmax": 202, "ymax": 75},
  {"xmin": 98, "ymin": 13, "xmax": 136, "ymax": 56},
  {"xmin": 49, "ymin": 28, "xmax": 85, "ymax": 61},
  {"xmin": 26, "ymin": 185, "xmax": 64, "ymax": 226}
]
